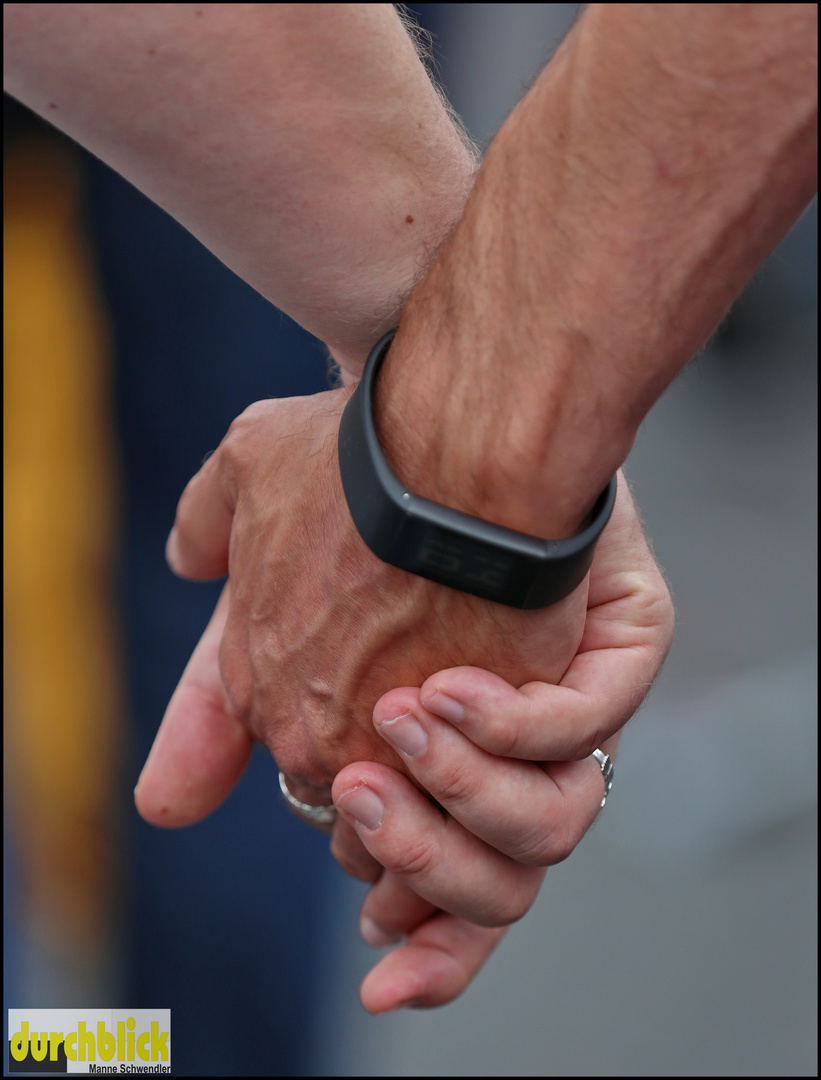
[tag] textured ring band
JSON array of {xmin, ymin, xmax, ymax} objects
[
  {"xmin": 592, "ymin": 749, "xmax": 614, "ymax": 809},
  {"xmin": 278, "ymin": 771, "xmax": 337, "ymax": 827}
]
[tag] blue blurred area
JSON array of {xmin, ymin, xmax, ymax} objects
[{"xmin": 80, "ymin": 152, "xmax": 335, "ymax": 1076}]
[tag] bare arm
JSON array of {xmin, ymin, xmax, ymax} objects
[
  {"xmin": 3, "ymin": 2, "xmax": 476, "ymax": 372},
  {"xmin": 377, "ymin": 2, "xmax": 817, "ymax": 535}
]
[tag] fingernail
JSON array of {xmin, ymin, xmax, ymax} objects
[
  {"xmin": 424, "ymin": 690, "xmax": 464, "ymax": 724},
  {"xmin": 336, "ymin": 784, "xmax": 384, "ymax": 830},
  {"xmin": 378, "ymin": 712, "xmax": 427, "ymax": 758},
  {"xmin": 360, "ymin": 915, "xmax": 401, "ymax": 948}
]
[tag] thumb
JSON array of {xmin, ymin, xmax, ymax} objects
[
  {"xmin": 135, "ymin": 582, "xmax": 253, "ymax": 827},
  {"xmin": 166, "ymin": 446, "xmax": 235, "ymax": 581}
]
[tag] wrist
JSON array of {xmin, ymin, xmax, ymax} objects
[
  {"xmin": 373, "ymin": 299, "xmax": 632, "ymax": 540},
  {"xmin": 370, "ymin": 30, "xmax": 630, "ymax": 539}
]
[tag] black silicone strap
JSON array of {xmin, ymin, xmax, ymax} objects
[{"xmin": 338, "ymin": 330, "xmax": 617, "ymax": 608}]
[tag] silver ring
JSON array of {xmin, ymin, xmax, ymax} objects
[
  {"xmin": 278, "ymin": 771, "xmax": 337, "ymax": 827},
  {"xmin": 592, "ymin": 749, "xmax": 614, "ymax": 809}
]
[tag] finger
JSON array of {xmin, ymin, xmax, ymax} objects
[
  {"xmin": 332, "ymin": 762, "xmax": 544, "ymax": 925},
  {"xmin": 417, "ymin": 643, "xmax": 655, "ymax": 762},
  {"xmin": 359, "ymin": 872, "xmax": 439, "ymax": 946},
  {"xmin": 330, "ymin": 816, "xmax": 384, "ymax": 883},
  {"xmin": 166, "ymin": 448, "xmax": 235, "ymax": 581},
  {"xmin": 372, "ymin": 688, "xmax": 608, "ymax": 865},
  {"xmin": 135, "ymin": 583, "xmax": 253, "ymax": 827},
  {"xmin": 360, "ymin": 913, "xmax": 507, "ymax": 1013}
]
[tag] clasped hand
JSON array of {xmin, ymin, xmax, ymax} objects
[{"xmin": 135, "ymin": 388, "xmax": 673, "ymax": 1011}]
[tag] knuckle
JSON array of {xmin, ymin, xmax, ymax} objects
[
  {"xmin": 270, "ymin": 716, "xmax": 343, "ymax": 792},
  {"xmin": 483, "ymin": 875, "xmax": 540, "ymax": 926},
  {"xmin": 483, "ymin": 712, "xmax": 525, "ymax": 757},
  {"xmin": 659, "ymin": 592, "xmax": 676, "ymax": 651},
  {"xmin": 644, "ymin": 574, "xmax": 676, "ymax": 652},
  {"xmin": 220, "ymin": 402, "xmax": 268, "ymax": 474},
  {"xmin": 431, "ymin": 762, "xmax": 481, "ymax": 810},
  {"xmin": 513, "ymin": 817, "xmax": 580, "ymax": 868},
  {"xmin": 276, "ymin": 749, "xmax": 334, "ymax": 790},
  {"xmin": 266, "ymin": 722, "xmax": 337, "ymax": 788},
  {"xmin": 543, "ymin": 819, "xmax": 583, "ymax": 866},
  {"xmin": 382, "ymin": 833, "xmax": 439, "ymax": 881},
  {"xmin": 228, "ymin": 399, "xmax": 268, "ymax": 436}
]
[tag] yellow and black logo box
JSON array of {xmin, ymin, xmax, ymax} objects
[{"xmin": 8, "ymin": 1010, "xmax": 171, "ymax": 1075}]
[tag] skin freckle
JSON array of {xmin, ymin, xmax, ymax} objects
[{"xmin": 48, "ymin": 102, "xmax": 57, "ymax": 109}]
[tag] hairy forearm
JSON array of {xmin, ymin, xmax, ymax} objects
[
  {"xmin": 3, "ymin": 3, "xmax": 476, "ymax": 371},
  {"xmin": 377, "ymin": 3, "xmax": 817, "ymax": 536}
]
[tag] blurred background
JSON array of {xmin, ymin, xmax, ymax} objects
[{"xmin": 4, "ymin": 4, "xmax": 817, "ymax": 1076}]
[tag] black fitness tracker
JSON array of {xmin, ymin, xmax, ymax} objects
[{"xmin": 337, "ymin": 330, "xmax": 617, "ymax": 609}]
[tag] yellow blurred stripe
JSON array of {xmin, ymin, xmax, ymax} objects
[{"xmin": 4, "ymin": 137, "xmax": 122, "ymax": 944}]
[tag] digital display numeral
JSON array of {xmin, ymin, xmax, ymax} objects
[{"xmin": 418, "ymin": 538, "xmax": 511, "ymax": 592}]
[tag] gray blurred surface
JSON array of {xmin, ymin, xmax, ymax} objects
[{"xmin": 310, "ymin": 6, "xmax": 818, "ymax": 1075}]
